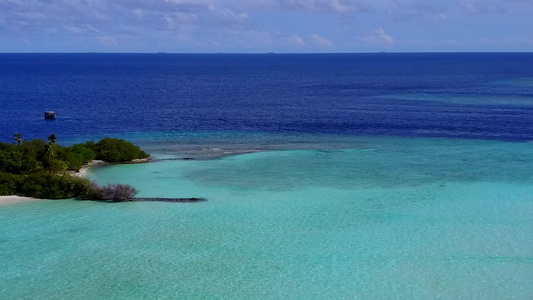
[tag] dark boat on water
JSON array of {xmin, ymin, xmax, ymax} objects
[{"xmin": 44, "ymin": 111, "xmax": 56, "ymax": 119}]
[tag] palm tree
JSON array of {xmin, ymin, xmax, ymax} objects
[
  {"xmin": 48, "ymin": 134, "xmax": 57, "ymax": 145},
  {"xmin": 44, "ymin": 134, "xmax": 57, "ymax": 171},
  {"xmin": 15, "ymin": 132, "xmax": 24, "ymax": 146},
  {"xmin": 44, "ymin": 144, "xmax": 54, "ymax": 164}
]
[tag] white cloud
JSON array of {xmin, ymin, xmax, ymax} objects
[
  {"xmin": 133, "ymin": 9, "xmax": 143, "ymax": 19},
  {"xmin": 87, "ymin": 25, "xmax": 99, "ymax": 33},
  {"xmin": 164, "ymin": 14, "xmax": 176, "ymax": 29},
  {"xmin": 0, "ymin": 0, "xmax": 252, "ymax": 34},
  {"xmin": 434, "ymin": 13, "xmax": 449, "ymax": 21},
  {"xmin": 459, "ymin": 0, "xmax": 506, "ymax": 15},
  {"xmin": 362, "ymin": 28, "xmax": 394, "ymax": 45},
  {"xmin": 64, "ymin": 26, "xmax": 81, "ymax": 34},
  {"xmin": 385, "ymin": 1, "xmax": 450, "ymax": 23},
  {"xmin": 479, "ymin": 37, "xmax": 533, "ymax": 45},
  {"xmin": 376, "ymin": 28, "xmax": 394, "ymax": 43},
  {"xmin": 239, "ymin": 30, "xmax": 274, "ymax": 47},
  {"xmin": 1, "ymin": 0, "xmax": 532, "ymax": 52},
  {"xmin": 63, "ymin": 24, "xmax": 99, "ymax": 34},
  {"xmin": 95, "ymin": 35, "xmax": 117, "ymax": 46},
  {"xmin": 242, "ymin": 0, "xmax": 368, "ymax": 14},
  {"xmin": 289, "ymin": 34, "xmax": 305, "ymax": 46},
  {"xmin": 310, "ymin": 33, "xmax": 334, "ymax": 48}
]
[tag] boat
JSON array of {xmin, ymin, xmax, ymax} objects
[{"xmin": 44, "ymin": 111, "xmax": 56, "ymax": 119}]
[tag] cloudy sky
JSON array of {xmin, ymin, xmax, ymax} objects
[{"xmin": 1, "ymin": 0, "xmax": 532, "ymax": 53}]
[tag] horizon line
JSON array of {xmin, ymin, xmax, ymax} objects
[{"xmin": 1, "ymin": 51, "xmax": 532, "ymax": 55}]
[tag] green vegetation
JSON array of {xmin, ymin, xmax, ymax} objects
[
  {"xmin": 0, "ymin": 173, "xmax": 21, "ymax": 196},
  {"xmin": 18, "ymin": 173, "xmax": 97, "ymax": 199},
  {"xmin": 0, "ymin": 133, "xmax": 146, "ymax": 200},
  {"xmin": 95, "ymin": 137, "xmax": 149, "ymax": 163}
]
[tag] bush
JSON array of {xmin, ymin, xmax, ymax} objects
[
  {"xmin": 0, "ymin": 151, "xmax": 20, "ymax": 174},
  {"xmin": 0, "ymin": 134, "xmax": 146, "ymax": 201},
  {"xmin": 68, "ymin": 144, "xmax": 96, "ymax": 165},
  {"xmin": 0, "ymin": 151, "xmax": 42, "ymax": 174},
  {"xmin": 83, "ymin": 140, "xmax": 97, "ymax": 152},
  {"xmin": 77, "ymin": 181, "xmax": 102, "ymax": 200},
  {"xmin": 0, "ymin": 172, "xmax": 22, "ymax": 195},
  {"xmin": 18, "ymin": 174, "xmax": 97, "ymax": 199},
  {"xmin": 0, "ymin": 142, "xmax": 17, "ymax": 152},
  {"xmin": 65, "ymin": 152, "xmax": 84, "ymax": 171},
  {"xmin": 96, "ymin": 137, "xmax": 149, "ymax": 163},
  {"xmin": 48, "ymin": 159, "xmax": 68, "ymax": 174},
  {"xmin": 20, "ymin": 139, "xmax": 47, "ymax": 156},
  {"xmin": 96, "ymin": 183, "xmax": 138, "ymax": 202}
]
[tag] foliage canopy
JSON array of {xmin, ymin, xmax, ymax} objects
[{"xmin": 0, "ymin": 133, "xmax": 147, "ymax": 200}]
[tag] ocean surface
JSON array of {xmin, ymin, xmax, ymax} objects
[{"xmin": 1, "ymin": 53, "xmax": 532, "ymax": 299}]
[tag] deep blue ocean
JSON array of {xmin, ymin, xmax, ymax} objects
[{"xmin": 1, "ymin": 53, "xmax": 533, "ymax": 144}]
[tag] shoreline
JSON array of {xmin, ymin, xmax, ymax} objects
[
  {"xmin": 0, "ymin": 196, "xmax": 40, "ymax": 206},
  {"xmin": 69, "ymin": 157, "xmax": 151, "ymax": 178},
  {"xmin": 69, "ymin": 160, "xmax": 107, "ymax": 178},
  {"xmin": 1, "ymin": 158, "xmax": 152, "ymax": 206}
]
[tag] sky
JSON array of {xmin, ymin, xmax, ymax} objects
[{"xmin": 0, "ymin": 0, "xmax": 532, "ymax": 53}]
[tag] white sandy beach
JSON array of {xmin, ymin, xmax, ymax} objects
[
  {"xmin": 0, "ymin": 196, "xmax": 40, "ymax": 205},
  {"xmin": 68, "ymin": 160, "xmax": 107, "ymax": 178},
  {"xmin": 1, "ymin": 161, "xmax": 106, "ymax": 206},
  {"xmin": 69, "ymin": 158, "xmax": 150, "ymax": 178},
  {"xmin": 1, "ymin": 158, "xmax": 151, "ymax": 206}
]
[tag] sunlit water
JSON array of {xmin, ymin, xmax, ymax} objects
[
  {"xmin": 2, "ymin": 53, "xmax": 533, "ymax": 299},
  {"xmin": 1, "ymin": 136, "xmax": 532, "ymax": 299}
]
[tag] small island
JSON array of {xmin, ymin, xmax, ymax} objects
[{"xmin": 1, "ymin": 133, "xmax": 152, "ymax": 202}]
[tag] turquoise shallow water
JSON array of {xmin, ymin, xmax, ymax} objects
[{"xmin": 1, "ymin": 136, "xmax": 532, "ymax": 299}]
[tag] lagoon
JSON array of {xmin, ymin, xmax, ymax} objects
[{"xmin": 1, "ymin": 135, "xmax": 532, "ymax": 299}]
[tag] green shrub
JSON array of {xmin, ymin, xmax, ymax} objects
[
  {"xmin": 76, "ymin": 181, "xmax": 102, "ymax": 200},
  {"xmin": 19, "ymin": 174, "xmax": 97, "ymax": 199},
  {"xmin": 83, "ymin": 140, "xmax": 97, "ymax": 152},
  {"xmin": 96, "ymin": 137, "xmax": 149, "ymax": 163},
  {"xmin": 65, "ymin": 152, "xmax": 84, "ymax": 171},
  {"xmin": 48, "ymin": 159, "xmax": 68, "ymax": 174},
  {"xmin": 0, "ymin": 151, "xmax": 42, "ymax": 174},
  {"xmin": 0, "ymin": 172, "xmax": 22, "ymax": 195},
  {"xmin": 0, "ymin": 142, "xmax": 17, "ymax": 152},
  {"xmin": 0, "ymin": 135, "xmax": 146, "ymax": 200},
  {"xmin": 20, "ymin": 139, "xmax": 47, "ymax": 156},
  {"xmin": 0, "ymin": 151, "xmax": 18, "ymax": 173},
  {"xmin": 68, "ymin": 144, "xmax": 96, "ymax": 164},
  {"xmin": 52, "ymin": 145, "xmax": 68, "ymax": 161}
]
